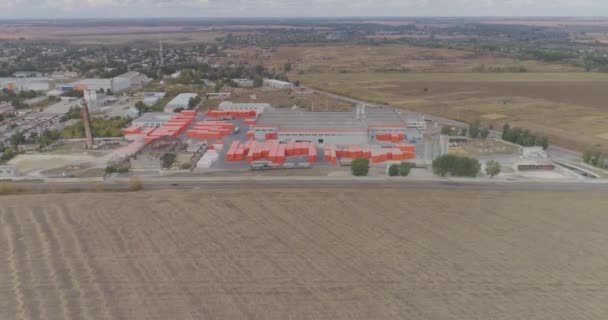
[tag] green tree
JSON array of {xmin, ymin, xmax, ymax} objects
[
  {"xmin": 188, "ymin": 96, "xmax": 201, "ymax": 109},
  {"xmin": 0, "ymin": 114, "xmax": 4, "ymax": 122},
  {"xmin": 351, "ymin": 158, "xmax": 369, "ymax": 176},
  {"xmin": 583, "ymin": 150, "xmax": 593, "ymax": 164},
  {"xmin": 255, "ymin": 64, "xmax": 266, "ymax": 76},
  {"xmin": 284, "ymin": 62, "xmax": 292, "ymax": 72},
  {"xmin": 433, "ymin": 154, "xmax": 480, "ymax": 177},
  {"xmin": 10, "ymin": 131, "xmax": 26, "ymax": 147},
  {"xmin": 253, "ymin": 76, "xmax": 263, "ymax": 88},
  {"xmin": 399, "ymin": 162, "xmax": 411, "ymax": 177},
  {"xmin": 441, "ymin": 127, "xmax": 454, "ymax": 135},
  {"xmin": 539, "ymin": 136, "xmax": 550, "ymax": 150},
  {"xmin": 388, "ymin": 163, "xmax": 399, "ymax": 176},
  {"xmin": 480, "ymin": 127, "xmax": 490, "ymax": 139},
  {"xmin": 135, "ymin": 101, "xmax": 149, "ymax": 116},
  {"xmin": 485, "ymin": 160, "xmax": 501, "ymax": 177},
  {"xmin": 469, "ymin": 120, "xmax": 481, "ymax": 138}
]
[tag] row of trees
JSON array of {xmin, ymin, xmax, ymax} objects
[
  {"xmin": 0, "ymin": 88, "xmax": 41, "ymax": 109},
  {"xmin": 61, "ymin": 116, "xmax": 131, "ymax": 139},
  {"xmin": 350, "ymin": 155, "xmax": 499, "ymax": 178},
  {"xmin": 502, "ymin": 124, "xmax": 549, "ymax": 149}
]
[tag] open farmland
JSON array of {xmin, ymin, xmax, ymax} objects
[
  {"xmin": 0, "ymin": 24, "xmax": 242, "ymax": 45},
  {"xmin": 297, "ymin": 72, "xmax": 608, "ymax": 153},
  {"xmin": 1, "ymin": 189, "xmax": 608, "ymax": 319},
  {"xmin": 262, "ymin": 45, "xmax": 582, "ymax": 73}
]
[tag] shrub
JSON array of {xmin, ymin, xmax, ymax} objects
[
  {"xmin": 583, "ymin": 149, "xmax": 607, "ymax": 168},
  {"xmin": 399, "ymin": 162, "xmax": 411, "ymax": 177},
  {"xmin": 485, "ymin": 160, "xmax": 501, "ymax": 177},
  {"xmin": 128, "ymin": 177, "xmax": 143, "ymax": 191},
  {"xmin": 351, "ymin": 158, "xmax": 369, "ymax": 176},
  {"xmin": 433, "ymin": 154, "xmax": 480, "ymax": 177},
  {"xmin": 388, "ymin": 164, "xmax": 399, "ymax": 176}
]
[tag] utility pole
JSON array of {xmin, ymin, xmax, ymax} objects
[{"xmin": 81, "ymin": 100, "xmax": 94, "ymax": 149}]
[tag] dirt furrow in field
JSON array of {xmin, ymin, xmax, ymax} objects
[
  {"xmin": 53, "ymin": 203, "xmax": 114, "ymax": 320},
  {"xmin": 37, "ymin": 205, "xmax": 87, "ymax": 319},
  {"xmin": 0, "ymin": 207, "xmax": 27, "ymax": 320}
]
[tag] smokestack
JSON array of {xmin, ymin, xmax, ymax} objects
[{"xmin": 81, "ymin": 100, "xmax": 94, "ymax": 148}]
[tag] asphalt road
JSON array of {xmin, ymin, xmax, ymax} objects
[{"xmin": 20, "ymin": 179, "xmax": 608, "ymax": 193}]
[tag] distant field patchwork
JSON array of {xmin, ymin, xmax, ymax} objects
[{"xmin": 297, "ymin": 72, "xmax": 608, "ymax": 152}]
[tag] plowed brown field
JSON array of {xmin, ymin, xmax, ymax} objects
[{"xmin": 1, "ymin": 189, "xmax": 607, "ymax": 319}]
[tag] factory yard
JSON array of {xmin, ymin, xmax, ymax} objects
[{"xmin": 1, "ymin": 189, "xmax": 607, "ymax": 319}]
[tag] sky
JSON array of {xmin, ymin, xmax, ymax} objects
[{"xmin": 1, "ymin": 0, "xmax": 608, "ymax": 19}]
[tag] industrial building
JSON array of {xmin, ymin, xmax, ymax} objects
[
  {"xmin": 0, "ymin": 77, "xmax": 50, "ymax": 92},
  {"xmin": 164, "ymin": 93, "xmax": 198, "ymax": 112},
  {"xmin": 252, "ymin": 106, "xmax": 425, "ymax": 146},
  {"xmin": 131, "ymin": 112, "xmax": 175, "ymax": 128},
  {"xmin": 142, "ymin": 92, "xmax": 166, "ymax": 106},
  {"xmin": 117, "ymin": 71, "xmax": 150, "ymax": 87},
  {"xmin": 218, "ymin": 101, "xmax": 272, "ymax": 114},
  {"xmin": 12, "ymin": 71, "xmax": 43, "ymax": 78},
  {"xmin": 263, "ymin": 79, "xmax": 295, "ymax": 89},
  {"xmin": 59, "ymin": 77, "xmax": 130, "ymax": 93}
]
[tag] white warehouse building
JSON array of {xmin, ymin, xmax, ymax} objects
[
  {"xmin": 164, "ymin": 93, "xmax": 198, "ymax": 113},
  {"xmin": 218, "ymin": 101, "xmax": 272, "ymax": 114},
  {"xmin": 60, "ymin": 77, "xmax": 131, "ymax": 93},
  {"xmin": 263, "ymin": 79, "xmax": 295, "ymax": 89},
  {"xmin": 0, "ymin": 77, "xmax": 50, "ymax": 92}
]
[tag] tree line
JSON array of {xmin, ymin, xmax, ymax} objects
[{"xmin": 502, "ymin": 124, "xmax": 549, "ymax": 149}]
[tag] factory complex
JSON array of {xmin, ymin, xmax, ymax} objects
[
  {"xmin": 126, "ymin": 101, "xmax": 427, "ymax": 170},
  {"xmin": 252, "ymin": 105, "xmax": 425, "ymax": 146}
]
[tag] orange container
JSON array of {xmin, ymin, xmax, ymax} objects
[
  {"xmin": 123, "ymin": 126, "xmax": 142, "ymax": 135},
  {"xmin": 276, "ymin": 144, "xmax": 286, "ymax": 164}
]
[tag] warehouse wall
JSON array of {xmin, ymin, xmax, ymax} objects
[{"xmin": 278, "ymin": 131, "xmax": 368, "ymax": 146}]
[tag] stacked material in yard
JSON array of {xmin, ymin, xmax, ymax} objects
[
  {"xmin": 206, "ymin": 110, "xmax": 256, "ymax": 118},
  {"xmin": 325, "ymin": 144, "xmax": 416, "ymax": 164},
  {"xmin": 187, "ymin": 120, "xmax": 234, "ymax": 140},
  {"xmin": 143, "ymin": 110, "xmax": 196, "ymax": 144},
  {"xmin": 123, "ymin": 126, "xmax": 142, "ymax": 135},
  {"xmin": 375, "ymin": 133, "xmax": 406, "ymax": 142},
  {"xmin": 226, "ymin": 140, "xmax": 310, "ymax": 164}
]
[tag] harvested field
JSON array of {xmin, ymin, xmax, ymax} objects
[
  {"xmin": 1, "ymin": 189, "xmax": 608, "ymax": 319},
  {"xmin": 269, "ymin": 45, "xmax": 581, "ymax": 73},
  {"xmin": 297, "ymin": 72, "xmax": 608, "ymax": 153}
]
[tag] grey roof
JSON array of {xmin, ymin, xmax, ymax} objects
[
  {"xmin": 256, "ymin": 108, "xmax": 406, "ymax": 131},
  {"xmin": 166, "ymin": 93, "xmax": 197, "ymax": 108},
  {"xmin": 132, "ymin": 112, "xmax": 174, "ymax": 123},
  {"xmin": 63, "ymin": 78, "xmax": 112, "ymax": 87},
  {"xmin": 219, "ymin": 101, "xmax": 272, "ymax": 109}
]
